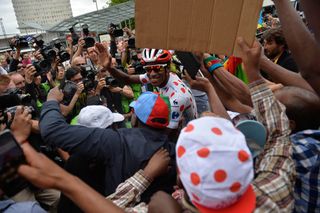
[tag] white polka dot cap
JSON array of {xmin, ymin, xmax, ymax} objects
[{"xmin": 176, "ymin": 117, "xmax": 256, "ymax": 213}]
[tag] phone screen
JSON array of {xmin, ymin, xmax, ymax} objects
[
  {"xmin": 0, "ymin": 130, "xmax": 27, "ymax": 198},
  {"xmin": 175, "ymin": 51, "xmax": 200, "ymax": 79}
]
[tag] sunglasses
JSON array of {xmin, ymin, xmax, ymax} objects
[{"xmin": 144, "ymin": 64, "xmax": 167, "ymax": 73}]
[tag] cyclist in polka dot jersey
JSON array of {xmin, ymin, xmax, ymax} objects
[
  {"xmin": 95, "ymin": 44, "xmax": 198, "ymax": 130},
  {"xmin": 139, "ymin": 66, "xmax": 198, "ymax": 129}
]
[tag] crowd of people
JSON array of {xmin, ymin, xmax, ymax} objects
[{"xmin": 1, "ymin": 0, "xmax": 320, "ymax": 212}]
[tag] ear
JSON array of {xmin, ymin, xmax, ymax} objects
[{"xmin": 289, "ymin": 120, "xmax": 296, "ymax": 132}]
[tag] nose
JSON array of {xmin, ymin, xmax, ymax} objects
[{"xmin": 149, "ymin": 70, "xmax": 159, "ymax": 78}]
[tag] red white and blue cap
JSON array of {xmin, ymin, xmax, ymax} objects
[{"xmin": 129, "ymin": 92, "xmax": 171, "ymax": 129}]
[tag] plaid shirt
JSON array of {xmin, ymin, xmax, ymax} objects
[
  {"xmin": 290, "ymin": 130, "xmax": 320, "ymax": 213},
  {"xmin": 249, "ymin": 80, "xmax": 295, "ymax": 212},
  {"xmin": 109, "ymin": 80, "xmax": 296, "ymax": 213},
  {"xmin": 107, "ymin": 170, "xmax": 150, "ymax": 213}
]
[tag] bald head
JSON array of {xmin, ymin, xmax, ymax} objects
[
  {"xmin": 275, "ymin": 86, "xmax": 320, "ymax": 132},
  {"xmin": 72, "ymin": 56, "xmax": 86, "ymax": 68},
  {"xmin": 9, "ymin": 73, "xmax": 25, "ymax": 90}
]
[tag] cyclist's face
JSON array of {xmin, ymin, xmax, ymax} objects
[{"xmin": 145, "ymin": 65, "xmax": 169, "ymax": 87}]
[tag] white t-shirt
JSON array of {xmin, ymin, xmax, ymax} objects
[{"xmin": 140, "ymin": 73, "xmax": 198, "ymax": 129}]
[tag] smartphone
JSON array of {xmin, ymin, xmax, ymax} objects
[
  {"xmin": 175, "ymin": 51, "xmax": 200, "ymax": 79},
  {"xmin": 0, "ymin": 130, "xmax": 28, "ymax": 198}
]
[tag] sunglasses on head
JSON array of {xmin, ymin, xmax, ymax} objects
[{"xmin": 143, "ymin": 64, "xmax": 168, "ymax": 73}]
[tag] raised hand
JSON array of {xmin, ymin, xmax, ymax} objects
[
  {"xmin": 10, "ymin": 106, "xmax": 32, "ymax": 144},
  {"xmin": 237, "ymin": 37, "xmax": 263, "ymax": 82},
  {"xmin": 47, "ymin": 86, "xmax": 64, "ymax": 102},
  {"xmin": 24, "ymin": 64, "xmax": 37, "ymax": 84},
  {"xmin": 184, "ymin": 72, "xmax": 212, "ymax": 92},
  {"xmin": 94, "ymin": 43, "xmax": 112, "ymax": 70}
]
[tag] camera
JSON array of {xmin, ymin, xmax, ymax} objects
[
  {"xmin": 81, "ymin": 24, "xmax": 95, "ymax": 48},
  {"xmin": 0, "ymin": 88, "xmax": 32, "ymax": 109},
  {"xmin": 9, "ymin": 35, "xmax": 29, "ymax": 50},
  {"xmin": 53, "ymin": 41, "xmax": 70, "ymax": 63},
  {"xmin": 69, "ymin": 26, "xmax": 80, "ymax": 46},
  {"xmin": 0, "ymin": 130, "xmax": 28, "ymax": 199},
  {"xmin": 109, "ymin": 23, "xmax": 123, "ymax": 37},
  {"xmin": 131, "ymin": 61, "xmax": 145, "ymax": 74},
  {"xmin": 33, "ymin": 60, "xmax": 51, "ymax": 75},
  {"xmin": 80, "ymin": 65, "xmax": 97, "ymax": 92},
  {"xmin": 105, "ymin": 77, "xmax": 119, "ymax": 87},
  {"xmin": 0, "ymin": 88, "xmax": 34, "ymax": 126},
  {"xmin": 4, "ymin": 106, "xmax": 34, "ymax": 119},
  {"xmin": 59, "ymin": 80, "xmax": 78, "ymax": 105}
]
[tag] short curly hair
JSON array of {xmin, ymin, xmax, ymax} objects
[{"xmin": 263, "ymin": 27, "xmax": 288, "ymax": 49}]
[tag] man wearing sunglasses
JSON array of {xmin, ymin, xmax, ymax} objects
[{"xmin": 94, "ymin": 44, "xmax": 198, "ymax": 131}]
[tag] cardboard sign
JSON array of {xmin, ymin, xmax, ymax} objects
[{"xmin": 135, "ymin": 0, "xmax": 263, "ymax": 57}]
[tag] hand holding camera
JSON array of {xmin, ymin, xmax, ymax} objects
[
  {"xmin": 76, "ymin": 82, "xmax": 85, "ymax": 95},
  {"xmin": 78, "ymin": 38, "xmax": 85, "ymax": 49},
  {"xmin": 47, "ymin": 86, "xmax": 64, "ymax": 103},
  {"xmin": 24, "ymin": 64, "xmax": 37, "ymax": 84},
  {"xmin": 10, "ymin": 106, "xmax": 32, "ymax": 144}
]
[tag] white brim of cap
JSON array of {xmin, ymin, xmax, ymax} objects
[{"xmin": 113, "ymin": 113, "xmax": 125, "ymax": 123}]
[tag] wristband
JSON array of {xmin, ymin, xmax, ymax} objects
[{"xmin": 204, "ymin": 56, "xmax": 223, "ymax": 74}]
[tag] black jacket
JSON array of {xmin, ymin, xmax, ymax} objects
[
  {"xmin": 39, "ymin": 101, "xmax": 176, "ymax": 200},
  {"xmin": 277, "ymin": 50, "xmax": 299, "ymax": 73}
]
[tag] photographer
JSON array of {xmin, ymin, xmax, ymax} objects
[
  {"xmin": 24, "ymin": 64, "xmax": 47, "ymax": 111},
  {"xmin": 8, "ymin": 39, "xmax": 21, "ymax": 73},
  {"xmin": 60, "ymin": 67, "xmax": 87, "ymax": 120},
  {"xmin": 95, "ymin": 59, "xmax": 134, "ymax": 118}
]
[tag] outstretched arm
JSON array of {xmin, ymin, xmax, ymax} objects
[
  {"xmin": 260, "ymin": 55, "xmax": 314, "ymax": 92},
  {"xmin": 18, "ymin": 143, "xmax": 124, "ymax": 213},
  {"xmin": 94, "ymin": 43, "xmax": 141, "ymax": 85},
  {"xmin": 273, "ymin": 0, "xmax": 320, "ymax": 95}
]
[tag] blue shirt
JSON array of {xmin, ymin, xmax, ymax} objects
[
  {"xmin": 291, "ymin": 130, "xmax": 320, "ymax": 213},
  {"xmin": 0, "ymin": 199, "xmax": 46, "ymax": 213}
]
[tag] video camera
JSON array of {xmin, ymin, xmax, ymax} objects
[
  {"xmin": 82, "ymin": 24, "xmax": 95, "ymax": 48},
  {"xmin": 105, "ymin": 77, "xmax": 119, "ymax": 87},
  {"xmin": 81, "ymin": 65, "xmax": 97, "ymax": 92},
  {"xmin": 32, "ymin": 39, "xmax": 70, "ymax": 75},
  {"xmin": 130, "ymin": 51, "xmax": 145, "ymax": 74},
  {"xmin": 69, "ymin": 26, "xmax": 80, "ymax": 46},
  {"xmin": 9, "ymin": 35, "xmax": 29, "ymax": 50},
  {"xmin": 0, "ymin": 88, "xmax": 35, "ymax": 126},
  {"xmin": 109, "ymin": 23, "xmax": 124, "ymax": 38}
]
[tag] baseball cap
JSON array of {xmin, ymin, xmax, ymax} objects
[
  {"xmin": 77, "ymin": 105, "xmax": 124, "ymax": 128},
  {"xmin": 232, "ymin": 113, "xmax": 267, "ymax": 158},
  {"xmin": 176, "ymin": 116, "xmax": 256, "ymax": 213},
  {"xmin": 235, "ymin": 120, "xmax": 267, "ymax": 158},
  {"xmin": 129, "ymin": 92, "xmax": 170, "ymax": 128}
]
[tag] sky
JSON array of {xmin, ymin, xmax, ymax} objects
[{"xmin": 0, "ymin": 0, "xmax": 107, "ymax": 35}]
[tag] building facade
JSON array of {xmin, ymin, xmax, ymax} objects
[{"xmin": 12, "ymin": 0, "xmax": 72, "ymax": 30}]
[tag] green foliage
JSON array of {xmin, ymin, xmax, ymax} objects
[{"xmin": 107, "ymin": 0, "xmax": 130, "ymax": 6}]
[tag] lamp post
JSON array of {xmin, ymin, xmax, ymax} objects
[
  {"xmin": 93, "ymin": 0, "xmax": 99, "ymax": 11},
  {"xmin": 0, "ymin": 18, "xmax": 7, "ymax": 38}
]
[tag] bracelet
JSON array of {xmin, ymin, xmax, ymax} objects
[{"xmin": 204, "ymin": 56, "xmax": 223, "ymax": 74}]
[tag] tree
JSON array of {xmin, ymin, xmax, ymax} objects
[{"xmin": 107, "ymin": 0, "xmax": 130, "ymax": 6}]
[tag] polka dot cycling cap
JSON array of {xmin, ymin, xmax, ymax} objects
[{"xmin": 176, "ymin": 116, "xmax": 256, "ymax": 213}]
